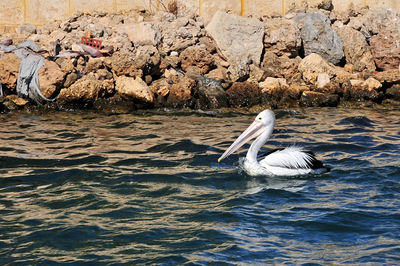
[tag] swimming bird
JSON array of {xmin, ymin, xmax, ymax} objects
[{"xmin": 218, "ymin": 110, "xmax": 329, "ymax": 176}]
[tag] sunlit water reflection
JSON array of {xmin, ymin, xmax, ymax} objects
[{"xmin": 0, "ymin": 108, "xmax": 399, "ymax": 264}]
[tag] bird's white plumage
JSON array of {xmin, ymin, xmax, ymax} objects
[
  {"xmin": 219, "ymin": 110, "xmax": 328, "ymax": 177},
  {"xmin": 260, "ymin": 146, "xmax": 313, "ymax": 169}
]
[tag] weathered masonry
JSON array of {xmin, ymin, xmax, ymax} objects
[{"xmin": 0, "ymin": 0, "xmax": 399, "ymax": 32}]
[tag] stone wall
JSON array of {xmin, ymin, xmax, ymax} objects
[{"xmin": 0, "ymin": 0, "xmax": 399, "ymax": 32}]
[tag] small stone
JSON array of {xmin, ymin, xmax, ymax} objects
[
  {"xmin": 317, "ymin": 73, "xmax": 330, "ymax": 89},
  {"xmin": 6, "ymin": 95, "xmax": 29, "ymax": 106}
]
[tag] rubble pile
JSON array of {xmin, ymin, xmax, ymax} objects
[{"xmin": 1, "ymin": 5, "xmax": 400, "ymax": 112}]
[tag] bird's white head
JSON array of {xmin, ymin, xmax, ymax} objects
[
  {"xmin": 255, "ymin": 109, "xmax": 275, "ymax": 127},
  {"xmin": 218, "ymin": 109, "xmax": 276, "ymax": 162}
]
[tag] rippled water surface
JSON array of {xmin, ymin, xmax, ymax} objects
[{"xmin": 1, "ymin": 108, "xmax": 399, "ymax": 264}]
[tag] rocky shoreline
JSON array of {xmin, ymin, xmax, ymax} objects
[{"xmin": 1, "ymin": 5, "xmax": 400, "ymax": 113}]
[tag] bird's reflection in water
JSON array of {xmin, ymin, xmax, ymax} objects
[{"xmin": 243, "ymin": 175, "xmax": 308, "ymax": 194}]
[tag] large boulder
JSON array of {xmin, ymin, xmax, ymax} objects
[
  {"xmin": 298, "ymin": 53, "xmax": 336, "ymax": 84},
  {"xmin": 259, "ymin": 77, "xmax": 288, "ymax": 93},
  {"xmin": 263, "ymin": 17, "xmax": 302, "ymax": 57},
  {"xmin": 0, "ymin": 53, "xmax": 20, "ymax": 90},
  {"xmin": 111, "ymin": 52, "xmax": 141, "ymax": 77},
  {"xmin": 300, "ymin": 91, "xmax": 339, "ymax": 107},
  {"xmin": 206, "ymin": 11, "xmax": 264, "ymax": 81},
  {"xmin": 261, "ymin": 83, "xmax": 306, "ymax": 108},
  {"xmin": 111, "ymin": 45, "xmax": 160, "ymax": 77},
  {"xmin": 343, "ymin": 77, "xmax": 382, "ymax": 102},
  {"xmin": 226, "ymin": 82, "xmax": 260, "ymax": 107},
  {"xmin": 261, "ymin": 51, "xmax": 301, "ymax": 79},
  {"xmin": 296, "ymin": 12, "xmax": 344, "ymax": 64},
  {"xmin": 38, "ymin": 60, "xmax": 66, "ymax": 99},
  {"xmin": 335, "ymin": 25, "xmax": 375, "ymax": 72},
  {"xmin": 179, "ymin": 46, "xmax": 214, "ymax": 74},
  {"xmin": 115, "ymin": 76, "xmax": 154, "ymax": 104},
  {"xmin": 58, "ymin": 76, "xmax": 106, "ymax": 102},
  {"xmin": 196, "ymin": 77, "xmax": 228, "ymax": 109},
  {"xmin": 166, "ymin": 76, "xmax": 196, "ymax": 108},
  {"xmin": 370, "ymin": 31, "xmax": 400, "ymax": 70}
]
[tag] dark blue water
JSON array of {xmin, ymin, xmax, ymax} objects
[{"xmin": 1, "ymin": 108, "xmax": 399, "ymax": 264}]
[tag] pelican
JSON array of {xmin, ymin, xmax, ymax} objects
[{"xmin": 218, "ymin": 110, "xmax": 329, "ymax": 176}]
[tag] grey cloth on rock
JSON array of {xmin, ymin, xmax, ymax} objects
[{"xmin": 0, "ymin": 40, "xmax": 55, "ymax": 104}]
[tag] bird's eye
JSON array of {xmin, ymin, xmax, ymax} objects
[{"xmin": 258, "ymin": 117, "xmax": 262, "ymax": 120}]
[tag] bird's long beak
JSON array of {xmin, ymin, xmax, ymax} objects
[{"xmin": 218, "ymin": 120, "xmax": 265, "ymax": 162}]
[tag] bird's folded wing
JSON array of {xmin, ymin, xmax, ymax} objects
[{"xmin": 260, "ymin": 147, "xmax": 318, "ymax": 169}]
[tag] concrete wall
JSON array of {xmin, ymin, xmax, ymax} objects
[{"xmin": 0, "ymin": 0, "xmax": 399, "ymax": 32}]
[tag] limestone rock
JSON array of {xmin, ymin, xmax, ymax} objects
[
  {"xmin": 198, "ymin": 36, "xmax": 217, "ymax": 53},
  {"xmin": 364, "ymin": 77, "xmax": 382, "ymax": 91},
  {"xmin": 296, "ymin": 12, "xmax": 344, "ymax": 64},
  {"xmin": 264, "ymin": 17, "xmax": 302, "ymax": 57},
  {"xmin": 386, "ymin": 84, "xmax": 400, "ymax": 101},
  {"xmin": 205, "ymin": 67, "xmax": 227, "ymax": 81},
  {"xmin": 373, "ymin": 70, "xmax": 400, "ymax": 84},
  {"xmin": 206, "ymin": 11, "xmax": 264, "ymax": 81},
  {"xmin": 248, "ymin": 64, "xmax": 265, "ymax": 83},
  {"xmin": 300, "ymin": 91, "xmax": 339, "ymax": 107},
  {"xmin": 196, "ymin": 77, "xmax": 228, "ymax": 109},
  {"xmin": 150, "ymin": 78, "xmax": 170, "ymax": 104},
  {"xmin": 133, "ymin": 45, "xmax": 161, "ymax": 76},
  {"xmin": 166, "ymin": 76, "xmax": 196, "ymax": 108},
  {"xmin": 226, "ymin": 82, "xmax": 260, "ymax": 107},
  {"xmin": 157, "ymin": 15, "xmax": 202, "ymax": 53},
  {"xmin": 308, "ymin": 0, "xmax": 333, "ymax": 10},
  {"xmin": 370, "ymin": 31, "xmax": 400, "ymax": 70},
  {"xmin": 335, "ymin": 25, "xmax": 375, "ymax": 72},
  {"xmin": 261, "ymin": 52, "xmax": 301, "ymax": 79},
  {"xmin": 259, "ymin": 77, "xmax": 288, "ymax": 93},
  {"xmin": 125, "ymin": 22, "xmax": 160, "ymax": 46},
  {"xmin": 58, "ymin": 76, "xmax": 105, "ymax": 102},
  {"xmin": 261, "ymin": 83, "xmax": 306, "ymax": 108},
  {"xmin": 0, "ymin": 53, "xmax": 20, "ymax": 89},
  {"xmin": 16, "ymin": 23, "xmax": 37, "ymax": 35},
  {"xmin": 334, "ymin": 67, "xmax": 359, "ymax": 83},
  {"xmin": 317, "ymin": 73, "xmax": 331, "ymax": 89},
  {"xmin": 38, "ymin": 60, "xmax": 66, "ymax": 99},
  {"xmin": 6, "ymin": 95, "xmax": 29, "ymax": 106},
  {"xmin": 85, "ymin": 57, "xmax": 104, "ymax": 73},
  {"xmin": 111, "ymin": 46, "xmax": 160, "ymax": 77},
  {"xmin": 55, "ymin": 57, "xmax": 75, "ymax": 73},
  {"xmin": 357, "ymin": 8, "xmax": 400, "ymax": 36},
  {"xmin": 179, "ymin": 46, "xmax": 214, "ymax": 74},
  {"xmin": 298, "ymin": 53, "xmax": 336, "ymax": 84},
  {"xmin": 64, "ymin": 73, "xmax": 78, "ymax": 88},
  {"xmin": 115, "ymin": 76, "xmax": 154, "ymax": 104},
  {"xmin": 343, "ymin": 78, "xmax": 382, "ymax": 101}
]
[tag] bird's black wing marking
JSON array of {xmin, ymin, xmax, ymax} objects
[
  {"xmin": 303, "ymin": 150, "xmax": 327, "ymax": 170},
  {"xmin": 259, "ymin": 149, "xmax": 329, "ymax": 170}
]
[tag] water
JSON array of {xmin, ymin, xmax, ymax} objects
[{"xmin": 0, "ymin": 108, "xmax": 399, "ymax": 264}]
